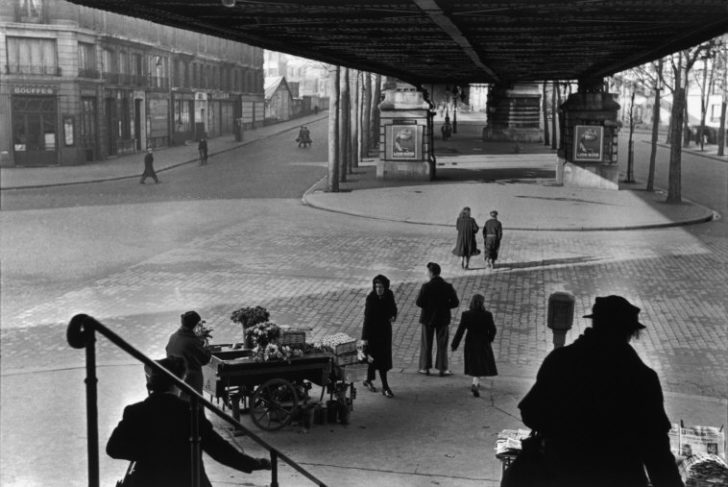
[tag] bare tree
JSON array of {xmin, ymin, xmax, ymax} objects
[
  {"xmin": 351, "ymin": 69, "xmax": 360, "ymax": 169},
  {"xmin": 647, "ymin": 58, "xmax": 663, "ymax": 192},
  {"xmin": 361, "ymin": 73, "xmax": 371, "ymax": 159},
  {"xmin": 327, "ymin": 66, "xmax": 340, "ymax": 192},
  {"xmin": 370, "ymin": 74, "xmax": 382, "ymax": 151},
  {"xmin": 339, "ymin": 66, "xmax": 350, "ymax": 182},
  {"xmin": 693, "ymin": 41, "xmax": 719, "ymax": 151},
  {"xmin": 542, "ymin": 81, "xmax": 550, "ymax": 146},
  {"xmin": 551, "ymin": 82, "xmax": 558, "ymax": 149},
  {"xmin": 718, "ymin": 37, "xmax": 728, "ymax": 156}
]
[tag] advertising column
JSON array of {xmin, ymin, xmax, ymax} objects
[{"xmin": 194, "ymin": 91, "xmax": 208, "ymax": 140}]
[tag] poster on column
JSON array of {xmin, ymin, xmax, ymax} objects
[
  {"xmin": 573, "ymin": 125, "xmax": 604, "ymax": 162},
  {"xmin": 386, "ymin": 124, "xmax": 422, "ymax": 161}
]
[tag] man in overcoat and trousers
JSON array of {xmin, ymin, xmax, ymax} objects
[
  {"xmin": 516, "ymin": 295, "xmax": 683, "ymax": 487},
  {"xmin": 166, "ymin": 310, "xmax": 211, "ymax": 396},
  {"xmin": 416, "ymin": 262, "xmax": 460, "ymax": 376}
]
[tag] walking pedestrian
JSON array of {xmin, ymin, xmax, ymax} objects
[
  {"xmin": 483, "ymin": 210, "xmax": 503, "ymax": 269},
  {"xmin": 452, "ymin": 207, "xmax": 480, "ymax": 269},
  {"xmin": 515, "ymin": 295, "xmax": 683, "ymax": 487},
  {"xmin": 198, "ymin": 137, "xmax": 208, "ymax": 165},
  {"xmin": 166, "ymin": 311, "xmax": 211, "ymax": 396},
  {"xmin": 139, "ymin": 147, "xmax": 159, "ymax": 184},
  {"xmin": 361, "ymin": 274, "xmax": 398, "ymax": 398},
  {"xmin": 451, "ymin": 294, "xmax": 498, "ymax": 397},
  {"xmin": 415, "ymin": 262, "xmax": 460, "ymax": 376},
  {"xmin": 441, "ymin": 117, "xmax": 453, "ymax": 141},
  {"xmin": 107, "ymin": 356, "xmax": 271, "ymax": 487}
]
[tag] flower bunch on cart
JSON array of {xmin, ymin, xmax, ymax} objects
[
  {"xmin": 246, "ymin": 322, "xmax": 281, "ymax": 349},
  {"xmin": 230, "ymin": 306, "xmax": 270, "ymax": 348}
]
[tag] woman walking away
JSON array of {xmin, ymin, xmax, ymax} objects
[
  {"xmin": 361, "ymin": 274, "xmax": 398, "ymax": 398},
  {"xmin": 483, "ymin": 210, "xmax": 503, "ymax": 269},
  {"xmin": 452, "ymin": 207, "xmax": 480, "ymax": 269},
  {"xmin": 451, "ymin": 294, "xmax": 498, "ymax": 397}
]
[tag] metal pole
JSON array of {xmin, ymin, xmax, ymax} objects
[
  {"xmin": 271, "ymin": 450, "xmax": 279, "ymax": 487},
  {"xmin": 85, "ymin": 327, "xmax": 100, "ymax": 487},
  {"xmin": 190, "ymin": 398, "xmax": 202, "ymax": 487}
]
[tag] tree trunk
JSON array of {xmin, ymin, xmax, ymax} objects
[
  {"xmin": 327, "ymin": 66, "xmax": 340, "ymax": 192},
  {"xmin": 361, "ymin": 73, "xmax": 371, "ymax": 159},
  {"xmin": 698, "ymin": 59, "xmax": 710, "ymax": 151},
  {"xmin": 647, "ymin": 58, "xmax": 662, "ymax": 192},
  {"xmin": 668, "ymin": 86, "xmax": 684, "ymax": 203},
  {"xmin": 370, "ymin": 74, "xmax": 382, "ymax": 150},
  {"xmin": 339, "ymin": 67, "xmax": 350, "ymax": 181},
  {"xmin": 551, "ymin": 82, "xmax": 558, "ymax": 149},
  {"xmin": 351, "ymin": 70, "xmax": 360, "ymax": 169},
  {"xmin": 555, "ymin": 82, "xmax": 563, "ymax": 150},
  {"xmin": 682, "ymin": 91, "xmax": 691, "ymax": 148},
  {"xmin": 542, "ymin": 81, "xmax": 550, "ymax": 146},
  {"xmin": 626, "ymin": 87, "xmax": 636, "ymax": 183},
  {"xmin": 718, "ymin": 100, "xmax": 727, "ymax": 156}
]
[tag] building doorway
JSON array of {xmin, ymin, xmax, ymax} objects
[{"xmin": 12, "ymin": 95, "xmax": 58, "ymax": 166}]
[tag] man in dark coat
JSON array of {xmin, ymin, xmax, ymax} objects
[
  {"xmin": 166, "ymin": 310, "xmax": 212, "ymax": 395},
  {"xmin": 107, "ymin": 357, "xmax": 270, "ymax": 487},
  {"xmin": 139, "ymin": 147, "xmax": 159, "ymax": 184},
  {"xmin": 361, "ymin": 274, "xmax": 398, "ymax": 397},
  {"xmin": 416, "ymin": 262, "xmax": 460, "ymax": 376},
  {"xmin": 483, "ymin": 210, "xmax": 503, "ymax": 268},
  {"xmin": 518, "ymin": 295, "xmax": 683, "ymax": 487},
  {"xmin": 198, "ymin": 137, "xmax": 208, "ymax": 165}
]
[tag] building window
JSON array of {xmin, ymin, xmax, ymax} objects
[
  {"xmin": 710, "ymin": 104, "xmax": 723, "ymax": 123},
  {"xmin": 78, "ymin": 42, "xmax": 97, "ymax": 78},
  {"xmin": 19, "ymin": 0, "xmax": 42, "ymax": 20},
  {"xmin": 102, "ymin": 48, "xmax": 116, "ymax": 73},
  {"xmin": 6, "ymin": 37, "xmax": 58, "ymax": 75}
]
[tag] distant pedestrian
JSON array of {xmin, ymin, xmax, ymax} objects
[
  {"xmin": 516, "ymin": 295, "xmax": 683, "ymax": 487},
  {"xmin": 198, "ymin": 137, "xmax": 208, "ymax": 165},
  {"xmin": 361, "ymin": 274, "xmax": 398, "ymax": 398},
  {"xmin": 166, "ymin": 311, "xmax": 211, "ymax": 396},
  {"xmin": 451, "ymin": 294, "xmax": 498, "ymax": 397},
  {"xmin": 452, "ymin": 207, "xmax": 480, "ymax": 269},
  {"xmin": 483, "ymin": 210, "xmax": 503, "ymax": 269},
  {"xmin": 416, "ymin": 262, "xmax": 460, "ymax": 376},
  {"xmin": 139, "ymin": 147, "xmax": 159, "ymax": 184},
  {"xmin": 441, "ymin": 117, "xmax": 453, "ymax": 141}
]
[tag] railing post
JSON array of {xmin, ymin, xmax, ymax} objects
[
  {"xmin": 85, "ymin": 326, "xmax": 100, "ymax": 487},
  {"xmin": 189, "ymin": 397, "xmax": 202, "ymax": 487},
  {"xmin": 271, "ymin": 450, "xmax": 279, "ymax": 487}
]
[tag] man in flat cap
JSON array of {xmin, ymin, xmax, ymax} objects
[
  {"xmin": 166, "ymin": 310, "xmax": 212, "ymax": 396},
  {"xmin": 107, "ymin": 357, "xmax": 270, "ymax": 487},
  {"xmin": 516, "ymin": 295, "xmax": 683, "ymax": 487}
]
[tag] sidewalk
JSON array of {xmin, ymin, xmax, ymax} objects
[{"xmin": 0, "ymin": 112, "xmax": 328, "ymax": 190}]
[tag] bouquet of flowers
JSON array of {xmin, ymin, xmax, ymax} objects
[
  {"xmin": 246, "ymin": 322, "xmax": 281, "ymax": 349},
  {"xmin": 230, "ymin": 306, "xmax": 270, "ymax": 348},
  {"xmin": 194, "ymin": 321, "xmax": 214, "ymax": 347}
]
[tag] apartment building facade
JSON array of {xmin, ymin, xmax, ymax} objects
[{"xmin": 0, "ymin": 0, "xmax": 265, "ymax": 167}]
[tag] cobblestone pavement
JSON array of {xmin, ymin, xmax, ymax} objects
[{"xmin": 2, "ymin": 198, "xmax": 726, "ymax": 398}]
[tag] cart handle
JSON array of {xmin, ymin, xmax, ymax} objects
[{"xmin": 67, "ymin": 313, "xmax": 327, "ymax": 487}]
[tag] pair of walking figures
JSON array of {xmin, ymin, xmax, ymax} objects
[{"xmin": 452, "ymin": 207, "xmax": 503, "ymax": 269}]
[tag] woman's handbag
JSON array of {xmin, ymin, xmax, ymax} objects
[
  {"xmin": 500, "ymin": 432, "xmax": 552, "ymax": 487},
  {"xmin": 115, "ymin": 461, "xmax": 136, "ymax": 487}
]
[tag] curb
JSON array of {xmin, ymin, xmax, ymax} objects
[
  {"xmin": 1, "ymin": 115, "xmax": 329, "ymax": 191},
  {"xmin": 649, "ymin": 140, "xmax": 728, "ymax": 164},
  {"xmin": 301, "ymin": 188, "xmax": 716, "ymax": 232}
]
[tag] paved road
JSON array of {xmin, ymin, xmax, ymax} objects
[{"xmin": 1, "ymin": 125, "xmax": 726, "ymax": 486}]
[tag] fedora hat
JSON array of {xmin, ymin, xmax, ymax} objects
[{"xmin": 583, "ymin": 295, "xmax": 645, "ymax": 331}]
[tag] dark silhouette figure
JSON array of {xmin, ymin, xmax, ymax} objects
[
  {"xmin": 441, "ymin": 117, "xmax": 453, "ymax": 140},
  {"xmin": 296, "ymin": 126, "xmax": 311, "ymax": 148},
  {"xmin": 166, "ymin": 311, "xmax": 211, "ymax": 396},
  {"xmin": 198, "ymin": 137, "xmax": 208, "ymax": 165},
  {"xmin": 361, "ymin": 274, "xmax": 398, "ymax": 398},
  {"xmin": 451, "ymin": 294, "xmax": 498, "ymax": 397},
  {"xmin": 107, "ymin": 357, "xmax": 271, "ymax": 487},
  {"xmin": 517, "ymin": 295, "xmax": 684, "ymax": 487},
  {"xmin": 139, "ymin": 148, "xmax": 159, "ymax": 184},
  {"xmin": 483, "ymin": 210, "xmax": 503, "ymax": 269},
  {"xmin": 416, "ymin": 262, "xmax": 460, "ymax": 376},
  {"xmin": 452, "ymin": 206, "xmax": 480, "ymax": 269}
]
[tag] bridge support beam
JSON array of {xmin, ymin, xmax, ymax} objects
[{"xmin": 483, "ymin": 83, "xmax": 542, "ymax": 142}]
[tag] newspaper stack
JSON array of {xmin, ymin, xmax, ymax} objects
[
  {"xmin": 495, "ymin": 429, "xmax": 532, "ymax": 458},
  {"xmin": 680, "ymin": 453, "xmax": 728, "ymax": 487}
]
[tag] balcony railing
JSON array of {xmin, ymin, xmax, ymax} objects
[
  {"xmin": 78, "ymin": 68, "xmax": 100, "ymax": 79},
  {"xmin": 147, "ymin": 76, "xmax": 169, "ymax": 90},
  {"xmin": 6, "ymin": 64, "xmax": 62, "ymax": 76}
]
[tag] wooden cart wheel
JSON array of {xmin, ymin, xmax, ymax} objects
[{"xmin": 251, "ymin": 378, "xmax": 298, "ymax": 431}]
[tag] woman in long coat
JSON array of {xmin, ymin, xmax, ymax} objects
[
  {"xmin": 451, "ymin": 293, "xmax": 498, "ymax": 397},
  {"xmin": 361, "ymin": 274, "xmax": 398, "ymax": 398},
  {"xmin": 452, "ymin": 207, "xmax": 480, "ymax": 269}
]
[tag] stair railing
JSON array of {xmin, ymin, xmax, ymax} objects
[{"xmin": 67, "ymin": 313, "xmax": 327, "ymax": 487}]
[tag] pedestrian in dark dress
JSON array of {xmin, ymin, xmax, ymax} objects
[
  {"xmin": 516, "ymin": 295, "xmax": 683, "ymax": 487},
  {"xmin": 416, "ymin": 262, "xmax": 460, "ymax": 376},
  {"xmin": 441, "ymin": 117, "xmax": 453, "ymax": 141},
  {"xmin": 198, "ymin": 137, "xmax": 208, "ymax": 165},
  {"xmin": 361, "ymin": 274, "xmax": 398, "ymax": 398},
  {"xmin": 139, "ymin": 147, "xmax": 159, "ymax": 184},
  {"xmin": 107, "ymin": 357, "xmax": 271, "ymax": 487},
  {"xmin": 483, "ymin": 210, "xmax": 503, "ymax": 269},
  {"xmin": 451, "ymin": 294, "xmax": 498, "ymax": 397},
  {"xmin": 166, "ymin": 311, "xmax": 211, "ymax": 396},
  {"xmin": 452, "ymin": 206, "xmax": 480, "ymax": 269}
]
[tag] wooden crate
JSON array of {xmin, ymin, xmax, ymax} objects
[{"xmin": 279, "ymin": 330, "xmax": 306, "ymax": 346}]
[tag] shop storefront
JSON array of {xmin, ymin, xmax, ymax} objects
[
  {"xmin": 172, "ymin": 91, "xmax": 195, "ymax": 145},
  {"xmin": 79, "ymin": 86, "xmax": 99, "ymax": 162},
  {"xmin": 11, "ymin": 85, "xmax": 59, "ymax": 166},
  {"xmin": 103, "ymin": 88, "xmax": 136, "ymax": 156},
  {"xmin": 146, "ymin": 93, "xmax": 169, "ymax": 149}
]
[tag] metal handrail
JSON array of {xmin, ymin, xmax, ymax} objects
[{"xmin": 67, "ymin": 313, "xmax": 327, "ymax": 487}]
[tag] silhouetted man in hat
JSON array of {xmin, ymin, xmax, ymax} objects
[
  {"xmin": 517, "ymin": 295, "xmax": 683, "ymax": 487},
  {"xmin": 166, "ymin": 311, "xmax": 211, "ymax": 395}
]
